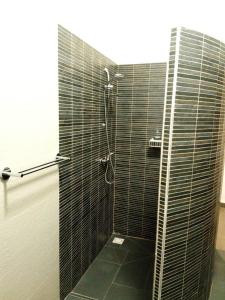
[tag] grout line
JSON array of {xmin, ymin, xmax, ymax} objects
[
  {"xmin": 181, "ymin": 32, "xmax": 205, "ymax": 299},
  {"xmin": 95, "ymin": 256, "xmax": 122, "ymax": 266},
  {"xmin": 112, "ymin": 282, "xmax": 150, "ymax": 291},
  {"xmin": 69, "ymin": 31, "xmax": 73, "ymax": 291},
  {"xmin": 89, "ymin": 46, "xmax": 94, "ymax": 266},
  {"xmin": 153, "ymin": 27, "xmax": 182, "ymax": 300},
  {"xmin": 112, "ymin": 64, "xmax": 119, "ymax": 233},
  {"xmin": 126, "ymin": 65, "xmax": 135, "ymax": 236},
  {"xmin": 152, "ymin": 38, "xmax": 170, "ymax": 300},
  {"xmin": 102, "ymin": 255, "xmax": 127, "ymax": 300},
  {"xmin": 112, "ymin": 232, "xmax": 155, "ymax": 242},
  {"xmin": 71, "ymin": 291, "xmax": 98, "ymax": 300},
  {"xmin": 141, "ymin": 64, "xmax": 152, "ymax": 237}
]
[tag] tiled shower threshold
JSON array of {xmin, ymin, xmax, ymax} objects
[{"xmin": 65, "ymin": 235, "xmax": 155, "ymax": 300}]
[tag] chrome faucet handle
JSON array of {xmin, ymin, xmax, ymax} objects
[
  {"xmin": 106, "ymin": 152, "xmax": 114, "ymax": 160},
  {"xmin": 96, "ymin": 153, "xmax": 114, "ymax": 163},
  {"xmin": 96, "ymin": 157, "xmax": 107, "ymax": 163}
]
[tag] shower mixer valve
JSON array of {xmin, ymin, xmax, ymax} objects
[{"xmin": 96, "ymin": 152, "xmax": 114, "ymax": 164}]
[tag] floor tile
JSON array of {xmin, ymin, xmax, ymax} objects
[
  {"xmin": 210, "ymin": 249, "xmax": 225, "ymax": 300},
  {"xmin": 114, "ymin": 252, "xmax": 152, "ymax": 289},
  {"xmin": 145, "ymin": 268, "xmax": 154, "ymax": 290},
  {"xmin": 67, "ymin": 235, "xmax": 154, "ymax": 300},
  {"xmin": 209, "ymin": 287, "xmax": 225, "ymax": 300},
  {"xmin": 66, "ymin": 294, "xmax": 88, "ymax": 300},
  {"xmin": 97, "ymin": 246, "xmax": 128, "ymax": 264},
  {"xmin": 121, "ymin": 236, "xmax": 155, "ymax": 254},
  {"xmin": 72, "ymin": 259, "xmax": 119, "ymax": 300},
  {"xmin": 213, "ymin": 250, "xmax": 225, "ymax": 288},
  {"xmin": 105, "ymin": 283, "xmax": 151, "ymax": 300}
]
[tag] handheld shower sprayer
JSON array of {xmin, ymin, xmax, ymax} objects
[
  {"xmin": 104, "ymin": 67, "xmax": 110, "ymax": 83},
  {"xmin": 104, "ymin": 67, "xmax": 113, "ymax": 90},
  {"xmin": 100, "ymin": 67, "xmax": 125, "ymax": 184},
  {"xmin": 104, "ymin": 67, "xmax": 124, "ymax": 91}
]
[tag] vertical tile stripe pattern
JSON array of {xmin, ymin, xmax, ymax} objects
[
  {"xmin": 114, "ymin": 63, "xmax": 166, "ymax": 240},
  {"xmin": 58, "ymin": 25, "xmax": 116, "ymax": 300},
  {"xmin": 153, "ymin": 27, "xmax": 225, "ymax": 300}
]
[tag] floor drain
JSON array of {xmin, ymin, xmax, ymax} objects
[{"xmin": 112, "ymin": 237, "xmax": 124, "ymax": 245}]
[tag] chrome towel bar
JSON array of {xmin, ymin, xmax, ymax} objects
[{"xmin": 0, "ymin": 154, "xmax": 70, "ymax": 180}]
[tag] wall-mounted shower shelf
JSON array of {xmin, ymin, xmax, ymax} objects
[{"xmin": 149, "ymin": 138, "xmax": 161, "ymax": 148}]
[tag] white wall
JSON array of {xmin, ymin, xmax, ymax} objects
[
  {"xmin": 0, "ymin": 2, "xmax": 59, "ymax": 300},
  {"xmin": 0, "ymin": 1, "xmax": 225, "ymax": 300}
]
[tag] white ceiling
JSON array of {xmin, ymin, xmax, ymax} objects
[
  {"xmin": 57, "ymin": 0, "xmax": 225, "ymax": 64},
  {"xmin": 1, "ymin": 0, "xmax": 225, "ymax": 65}
]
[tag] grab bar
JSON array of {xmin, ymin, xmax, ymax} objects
[{"xmin": 0, "ymin": 154, "xmax": 70, "ymax": 180}]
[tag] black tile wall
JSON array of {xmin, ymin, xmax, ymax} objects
[
  {"xmin": 114, "ymin": 63, "xmax": 166, "ymax": 240},
  {"xmin": 58, "ymin": 24, "xmax": 224, "ymax": 300},
  {"xmin": 58, "ymin": 25, "xmax": 117, "ymax": 299},
  {"xmin": 153, "ymin": 27, "xmax": 225, "ymax": 300}
]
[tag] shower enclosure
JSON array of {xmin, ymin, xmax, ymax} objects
[{"xmin": 58, "ymin": 25, "xmax": 225, "ymax": 300}]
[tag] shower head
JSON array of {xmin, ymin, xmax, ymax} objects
[
  {"xmin": 104, "ymin": 68, "xmax": 124, "ymax": 91},
  {"xmin": 114, "ymin": 73, "xmax": 124, "ymax": 80},
  {"xmin": 104, "ymin": 68, "xmax": 124, "ymax": 83}
]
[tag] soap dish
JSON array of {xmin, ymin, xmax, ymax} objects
[{"xmin": 149, "ymin": 138, "xmax": 161, "ymax": 148}]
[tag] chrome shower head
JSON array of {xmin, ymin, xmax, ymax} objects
[
  {"xmin": 104, "ymin": 68, "xmax": 124, "ymax": 82},
  {"xmin": 104, "ymin": 68, "xmax": 124, "ymax": 91},
  {"xmin": 114, "ymin": 73, "xmax": 124, "ymax": 80}
]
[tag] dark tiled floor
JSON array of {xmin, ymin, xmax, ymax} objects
[
  {"xmin": 209, "ymin": 250, "xmax": 225, "ymax": 300},
  {"xmin": 65, "ymin": 237, "xmax": 225, "ymax": 300},
  {"xmin": 66, "ymin": 235, "xmax": 155, "ymax": 300}
]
